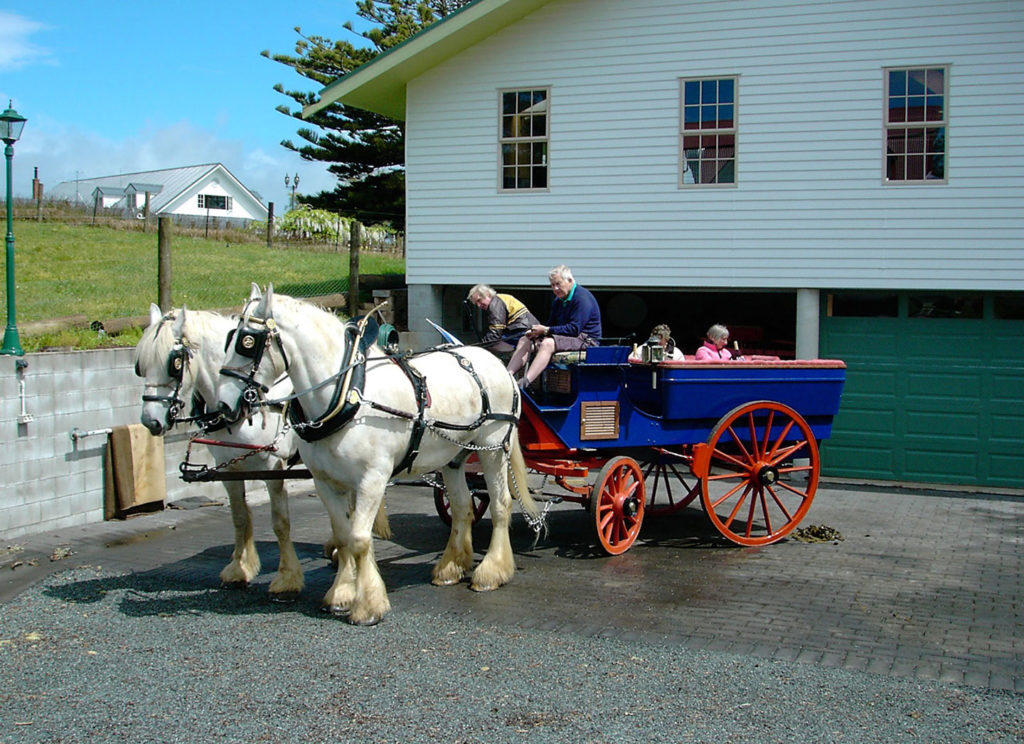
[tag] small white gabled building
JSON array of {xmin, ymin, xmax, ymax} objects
[
  {"xmin": 306, "ymin": 0, "xmax": 1024, "ymax": 491},
  {"xmin": 50, "ymin": 163, "xmax": 268, "ymax": 227}
]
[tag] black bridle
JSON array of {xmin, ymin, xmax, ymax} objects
[
  {"xmin": 139, "ymin": 341, "xmax": 192, "ymax": 429},
  {"xmin": 219, "ymin": 314, "xmax": 291, "ymax": 419}
]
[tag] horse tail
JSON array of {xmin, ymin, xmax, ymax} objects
[
  {"xmin": 507, "ymin": 432, "xmax": 540, "ymax": 524},
  {"xmin": 372, "ymin": 499, "xmax": 392, "ymax": 541}
]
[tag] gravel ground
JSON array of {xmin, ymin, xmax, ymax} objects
[{"xmin": 1, "ymin": 566, "xmax": 1021, "ymax": 743}]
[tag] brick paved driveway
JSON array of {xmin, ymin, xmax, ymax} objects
[{"xmin": 4, "ymin": 480, "xmax": 1021, "ymax": 692}]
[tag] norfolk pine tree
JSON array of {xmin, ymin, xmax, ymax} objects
[{"xmin": 264, "ymin": 1, "xmax": 474, "ymax": 230}]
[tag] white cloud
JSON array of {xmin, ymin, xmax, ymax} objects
[
  {"xmin": 0, "ymin": 11, "xmax": 52, "ymax": 71},
  {"xmin": 15, "ymin": 119, "xmax": 336, "ymax": 208}
]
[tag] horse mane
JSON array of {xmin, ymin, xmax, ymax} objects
[
  {"xmin": 269, "ymin": 293, "xmax": 352, "ymax": 338},
  {"xmin": 134, "ymin": 308, "xmax": 231, "ymax": 373}
]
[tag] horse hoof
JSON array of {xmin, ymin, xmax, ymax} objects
[
  {"xmin": 431, "ymin": 577, "xmax": 461, "ymax": 587},
  {"xmin": 269, "ymin": 591, "xmax": 300, "ymax": 603},
  {"xmin": 323, "ymin": 604, "xmax": 351, "ymax": 617},
  {"xmin": 470, "ymin": 583, "xmax": 498, "ymax": 593},
  {"xmin": 345, "ymin": 613, "xmax": 382, "ymax": 627}
]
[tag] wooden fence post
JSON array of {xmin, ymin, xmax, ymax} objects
[
  {"xmin": 158, "ymin": 216, "xmax": 172, "ymax": 312},
  {"xmin": 348, "ymin": 220, "xmax": 362, "ymax": 317},
  {"xmin": 266, "ymin": 202, "xmax": 274, "ymax": 248}
]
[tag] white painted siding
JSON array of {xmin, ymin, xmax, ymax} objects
[
  {"xmin": 404, "ymin": 0, "xmax": 1024, "ymax": 290},
  {"xmin": 165, "ymin": 174, "xmax": 264, "ymax": 221}
]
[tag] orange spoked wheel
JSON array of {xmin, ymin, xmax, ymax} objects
[
  {"xmin": 590, "ymin": 456, "xmax": 646, "ymax": 555},
  {"xmin": 699, "ymin": 401, "xmax": 819, "ymax": 546},
  {"xmin": 641, "ymin": 450, "xmax": 701, "ymax": 516}
]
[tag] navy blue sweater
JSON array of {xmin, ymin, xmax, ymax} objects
[{"xmin": 547, "ymin": 283, "xmax": 602, "ymax": 340}]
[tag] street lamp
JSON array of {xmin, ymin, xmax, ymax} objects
[
  {"xmin": 284, "ymin": 172, "xmax": 300, "ymax": 212},
  {"xmin": 1, "ymin": 100, "xmax": 27, "ymax": 357}
]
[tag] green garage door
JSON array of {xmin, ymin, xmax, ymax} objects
[{"xmin": 820, "ymin": 292, "xmax": 1024, "ymax": 489}]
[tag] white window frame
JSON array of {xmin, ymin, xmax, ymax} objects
[
  {"xmin": 197, "ymin": 194, "xmax": 233, "ymax": 211},
  {"xmin": 679, "ymin": 76, "xmax": 738, "ymax": 188},
  {"xmin": 498, "ymin": 87, "xmax": 550, "ymax": 192},
  {"xmin": 883, "ymin": 65, "xmax": 948, "ymax": 184}
]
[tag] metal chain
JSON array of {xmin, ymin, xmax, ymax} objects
[
  {"xmin": 522, "ymin": 498, "xmax": 555, "ymax": 537},
  {"xmin": 183, "ymin": 419, "xmax": 292, "ymax": 475},
  {"xmin": 421, "ymin": 446, "xmax": 551, "ymax": 539},
  {"xmin": 423, "ymin": 420, "xmax": 512, "ymax": 452}
]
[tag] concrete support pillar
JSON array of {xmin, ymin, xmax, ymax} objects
[
  {"xmin": 795, "ymin": 288, "xmax": 820, "ymax": 360},
  {"xmin": 406, "ymin": 283, "xmax": 444, "ymax": 348}
]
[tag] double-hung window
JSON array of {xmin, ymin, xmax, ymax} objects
[
  {"xmin": 499, "ymin": 88, "xmax": 549, "ymax": 191},
  {"xmin": 884, "ymin": 66, "xmax": 947, "ymax": 182},
  {"xmin": 680, "ymin": 77, "xmax": 736, "ymax": 186}
]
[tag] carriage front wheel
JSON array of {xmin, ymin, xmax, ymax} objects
[
  {"xmin": 697, "ymin": 401, "xmax": 819, "ymax": 547},
  {"xmin": 590, "ymin": 456, "xmax": 646, "ymax": 555}
]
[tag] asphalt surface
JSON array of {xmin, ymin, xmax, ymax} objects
[{"xmin": 1, "ymin": 478, "xmax": 1022, "ymax": 742}]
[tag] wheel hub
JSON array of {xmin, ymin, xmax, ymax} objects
[
  {"xmin": 757, "ymin": 464, "xmax": 779, "ymax": 487},
  {"xmin": 621, "ymin": 496, "xmax": 640, "ymax": 518}
]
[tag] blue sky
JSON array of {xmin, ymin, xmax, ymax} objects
[{"xmin": 1, "ymin": 1, "xmax": 373, "ymax": 208}]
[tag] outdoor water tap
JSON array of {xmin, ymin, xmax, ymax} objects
[{"xmin": 15, "ymin": 357, "xmax": 32, "ymax": 424}]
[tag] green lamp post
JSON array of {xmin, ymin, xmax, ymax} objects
[{"xmin": 0, "ymin": 101, "xmax": 27, "ymax": 356}]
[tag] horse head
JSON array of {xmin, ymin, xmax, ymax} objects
[
  {"xmin": 134, "ymin": 303, "xmax": 196, "ymax": 435},
  {"xmin": 216, "ymin": 284, "xmax": 290, "ymax": 424}
]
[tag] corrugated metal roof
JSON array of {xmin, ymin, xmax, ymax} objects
[{"xmin": 49, "ymin": 163, "xmax": 265, "ymax": 216}]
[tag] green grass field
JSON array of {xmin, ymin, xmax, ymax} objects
[{"xmin": 2, "ymin": 220, "xmax": 404, "ymax": 351}]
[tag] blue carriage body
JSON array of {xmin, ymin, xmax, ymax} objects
[{"xmin": 521, "ymin": 346, "xmax": 846, "ymax": 451}]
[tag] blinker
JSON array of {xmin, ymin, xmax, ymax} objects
[
  {"xmin": 235, "ymin": 329, "xmax": 268, "ymax": 359},
  {"xmin": 167, "ymin": 345, "xmax": 189, "ymax": 380}
]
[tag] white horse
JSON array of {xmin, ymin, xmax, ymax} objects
[
  {"xmin": 215, "ymin": 286, "xmax": 539, "ymax": 625},
  {"xmin": 134, "ymin": 303, "xmax": 308, "ymax": 599}
]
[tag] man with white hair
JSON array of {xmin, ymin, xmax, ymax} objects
[
  {"xmin": 506, "ymin": 265, "xmax": 602, "ymax": 388},
  {"xmin": 466, "ymin": 284, "xmax": 538, "ymax": 353}
]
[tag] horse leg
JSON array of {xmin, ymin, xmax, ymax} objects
[
  {"xmin": 347, "ymin": 478, "xmax": 392, "ymax": 625},
  {"xmin": 432, "ymin": 463, "xmax": 476, "ymax": 586},
  {"xmin": 219, "ymin": 481, "xmax": 261, "ymax": 588},
  {"xmin": 318, "ymin": 484, "xmax": 358, "ymax": 615},
  {"xmin": 265, "ymin": 480, "xmax": 303, "ymax": 601},
  {"xmin": 323, "ymin": 496, "xmax": 390, "ymax": 565},
  {"xmin": 470, "ymin": 449, "xmax": 516, "ymax": 592}
]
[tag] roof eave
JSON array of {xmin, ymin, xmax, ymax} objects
[{"xmin": 302, "ymin": 0, "xmax": 552, "ymax": 121}]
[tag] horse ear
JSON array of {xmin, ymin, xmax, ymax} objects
[
  {"xmin": 249, "ymin": 283, "xmax": 262, "ymax": 302},
  {"xmin": 255, "ymin": 284, "xmax": 273, "ymax": 319},
  {"xmin": 149, "ymin": 303, "xmax": 163, "ymax": 326},
  {"xmin": 172, "ymin": 306, "xmax": 187, "ymax": 338}
]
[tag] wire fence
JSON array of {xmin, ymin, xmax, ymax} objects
[
  {"xmin": 5, "ymin": 199, "xmax": 406, "ymax": 341},
  {"xmin": 15, "ymin": 199, "xmax": 404, "ymax": 254}
]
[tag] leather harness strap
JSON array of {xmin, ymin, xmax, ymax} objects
[{"xmin": 279, "ymin": 317, "xmax": 517, "ymax": 476}]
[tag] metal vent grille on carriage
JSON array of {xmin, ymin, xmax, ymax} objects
[{"xmin": 580, "ymin": 401, "xmax": 619, "ymax": 440}]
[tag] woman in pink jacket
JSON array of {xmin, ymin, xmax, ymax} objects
[{"xmin": 695, "ymin": 324, "xmax": 734, "ymax": 360}]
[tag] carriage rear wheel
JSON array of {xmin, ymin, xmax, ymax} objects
[
  {"xmin": 590, "ymin": 456, "xmax": 646, "ymax": 555},
  {"xmin": 641, "ymin": 451, "xmax": 701, "ymax": 516},
  {"xmin": 698, "ymin": 401, "xmax": 819, "ymax": 546},
  {"xmin": 432, "ymin": 476, "xmax": 490, "ymax": 527}
]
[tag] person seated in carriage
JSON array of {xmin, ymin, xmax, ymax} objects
[
  {"xmin": 629, "ymin": 323, "xmax": 685, "ymax": 362},
  {"xmin": 506, "ymin": 264, "xmax": 602, "ymax": 389},
  {"xmin": 694, "ymin": 323, "xmax": 744, "ymax": 360},
  {"xmin": 466, "ymin": 284, "xmax": 539, "ymax": 355}
]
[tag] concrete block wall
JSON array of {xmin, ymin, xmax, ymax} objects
[{"xmin": 1, "ymin": 348, "xmax": 238, "ymax": 541}]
